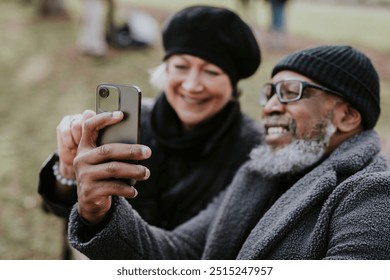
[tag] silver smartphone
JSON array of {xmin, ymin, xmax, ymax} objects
[
  {"xmin": 96, "ymin": 83, "xmax": 141, "ymax": 185},
  {"xmin": 96, "ymin": 83, "xmax": 141, "ymax": 146}
]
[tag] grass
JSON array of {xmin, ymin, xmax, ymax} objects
[{"xmin": 0, "ymin": 0, "xmax": 389, "ymax": 259}]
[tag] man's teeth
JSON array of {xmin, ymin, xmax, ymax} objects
[{"xmin": 267, "ymin": 127, "xmax": 287, "ymax": 135}]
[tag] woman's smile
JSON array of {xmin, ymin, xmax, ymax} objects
[{"xmin": 180, "ymin": 94, "xmax": 211, "ymax": 105}]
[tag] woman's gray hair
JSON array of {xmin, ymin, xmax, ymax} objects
[{"xmin": 149, "ymin": 63, "xmax": 167, "ymax": 91}]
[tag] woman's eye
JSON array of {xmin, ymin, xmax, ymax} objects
[
  {"xmin": 204, "ymin": 69, "xmax": 220, "ymax": 76},
  {"xmin": 174, "ymin": 64, "xmax": 188, "ymax": 70}
]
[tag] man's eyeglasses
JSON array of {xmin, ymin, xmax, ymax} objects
[{"xmin": 259, "ymin": 79, "xmax": 343, "ymax": 106}]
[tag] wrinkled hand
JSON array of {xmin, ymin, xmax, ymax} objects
[
  {"xmin": 74, "ymin": 111, "xmax": 151, "ymax": 225},
  {"xmin": 57, "ymin": 110, "xmax": 96, "ymax": 179}
]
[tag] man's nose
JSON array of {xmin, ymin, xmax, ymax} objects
[{"xmin": 262, "ymin": 94, "xmax": 285, "ymax": 117}]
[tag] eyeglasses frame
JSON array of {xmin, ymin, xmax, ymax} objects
[{"xmin": 259, "ymin": 79, "xmax": 344, "ymax": 106}]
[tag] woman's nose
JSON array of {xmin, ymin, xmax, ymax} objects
[{"xmin": 182, "ymin": 71, "xmax": 204, "ymax": 92}]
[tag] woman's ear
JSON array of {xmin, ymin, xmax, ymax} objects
[{"xmin": 334, "ymin": 102, "xmax": 363, "ymax": 133}]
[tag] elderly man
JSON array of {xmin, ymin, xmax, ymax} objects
[{"xmin": 68, "ymin": 45, "xmax": 390, "ymax": 259}]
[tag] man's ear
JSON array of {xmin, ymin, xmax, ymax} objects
[{"xmin": 334, "ymin": 103, "xmax": 362, "ymax": 133}]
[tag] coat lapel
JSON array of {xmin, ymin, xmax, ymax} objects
[{"xmin": 202, "ymin": 163, "xmax": 278, "ymax": 259}]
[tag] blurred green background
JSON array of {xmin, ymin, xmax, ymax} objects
[{"xmin": 0, "ymin": 0, "xmax": 389, "ymax": 259}]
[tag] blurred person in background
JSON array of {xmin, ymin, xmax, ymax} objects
[
  {"xmin": 235, "ymin": 0, "xmax": 290, "ymax": 50},
  {"xmin": 38, "ymin": 5, "xmax": 262, "ymax": 259},
  {"xmin": 77, "ymin": 0, "xmax": 107, "ymax": 56},
  {"xmin": 266, "ymin": 0, "xmax": 289, "ymax": 50},
  {"xmin": 68, "ymin": 45, "xmax": 390, "ymax": 260},
  {"xmin": 268, "ymin": 0, "xmax": 288, "ymax": 33},
  {"xmin": 38, "ymin": 0, "xmax": 67, "ymax": 18},
  {"xmin": 78, "ymin": 0, "xmax": 159, "ymax": 56}
]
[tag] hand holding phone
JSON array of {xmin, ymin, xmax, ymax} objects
[{"xmin": 74, "ymin": 110, "xmax": 151, "ymax": 225}]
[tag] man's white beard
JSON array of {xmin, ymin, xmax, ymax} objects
[{"xmin": 249, "ymin": 122, "xmax": 336, "ymax": 178}]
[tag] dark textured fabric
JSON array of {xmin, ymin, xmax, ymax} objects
[
  {"xmin": 38, "ymin": 153, "xmax": 77, "ymax": 217},
  {"xmin": 271, "ymin": 45, "xmax": 380, "ymax": 129},
  {"xmin": 162, "ymin": 5, "xmax": 261, "ymax": 86},
  {"xmin": 69, "ymin": 130, "xmax": 390, "ymax": 260}
]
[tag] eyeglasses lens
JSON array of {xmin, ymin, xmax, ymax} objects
[
  {"xmin": 260, "ymin": 84, "xmax": 272, "ymax": 106},
  {"xmin": 278, "ymin": 81, "xmax": 301, "ymax": 102},
  {"xmin": 260, "ymin": 80, "xmax": 306, "ymax": 106}
]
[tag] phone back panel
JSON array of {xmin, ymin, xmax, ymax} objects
[{"xmin": 96, "ymin": 84, "xmax": 141, "ymax": 146}]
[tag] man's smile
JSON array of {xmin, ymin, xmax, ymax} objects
[{"xmin": 266, "ymin": 125, "xmax": 288, "ymax": 136}]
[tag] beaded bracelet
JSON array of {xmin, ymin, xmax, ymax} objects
[{"xmin": 52, "ymin": 161, "xmax": 77, "ymax": 187}]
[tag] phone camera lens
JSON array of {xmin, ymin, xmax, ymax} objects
[{"xmin": 99, "ymin": 87, "xmax": 109, "ymax": 98}]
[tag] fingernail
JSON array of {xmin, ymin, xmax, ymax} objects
[
  {"xmin": 132, "ymin": 188, "xmax": 138, "ymax": 198},
  {"xmin": 142, "ymin": 146, "xmax": 151, "ymax": 157},
  {"xmin": 145, "ymin": 168, "xmax": 150, "ymax": 179},
  {"xmin": 112, "ymin": 111, "xmax": 122, "ymax": 118}
]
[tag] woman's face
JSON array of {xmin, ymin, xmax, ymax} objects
[{"xmin": 164, "ymin": 54, "xmax": 233, "ymax": 130}]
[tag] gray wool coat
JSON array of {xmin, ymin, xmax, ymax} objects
[{"xmin": 68, "ymin": 130, "xmax": 390, "ymax": 259}]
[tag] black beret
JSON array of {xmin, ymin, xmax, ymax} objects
[{"xmin": 162, "ymin": 5, "xmax": 261, "ymax": 86}]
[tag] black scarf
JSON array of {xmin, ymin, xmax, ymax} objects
[{"xmin": 150, "ymin": 93, "xmax": 241, "ymax": 159}]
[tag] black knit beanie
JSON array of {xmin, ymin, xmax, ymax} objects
[
  {"xmin": 162, "ymin": 5, "xmax": 261, "ymax": 87},
  {"xmin": 272, "ymin": 45, "xmax": 380, "ymax": 129}
]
